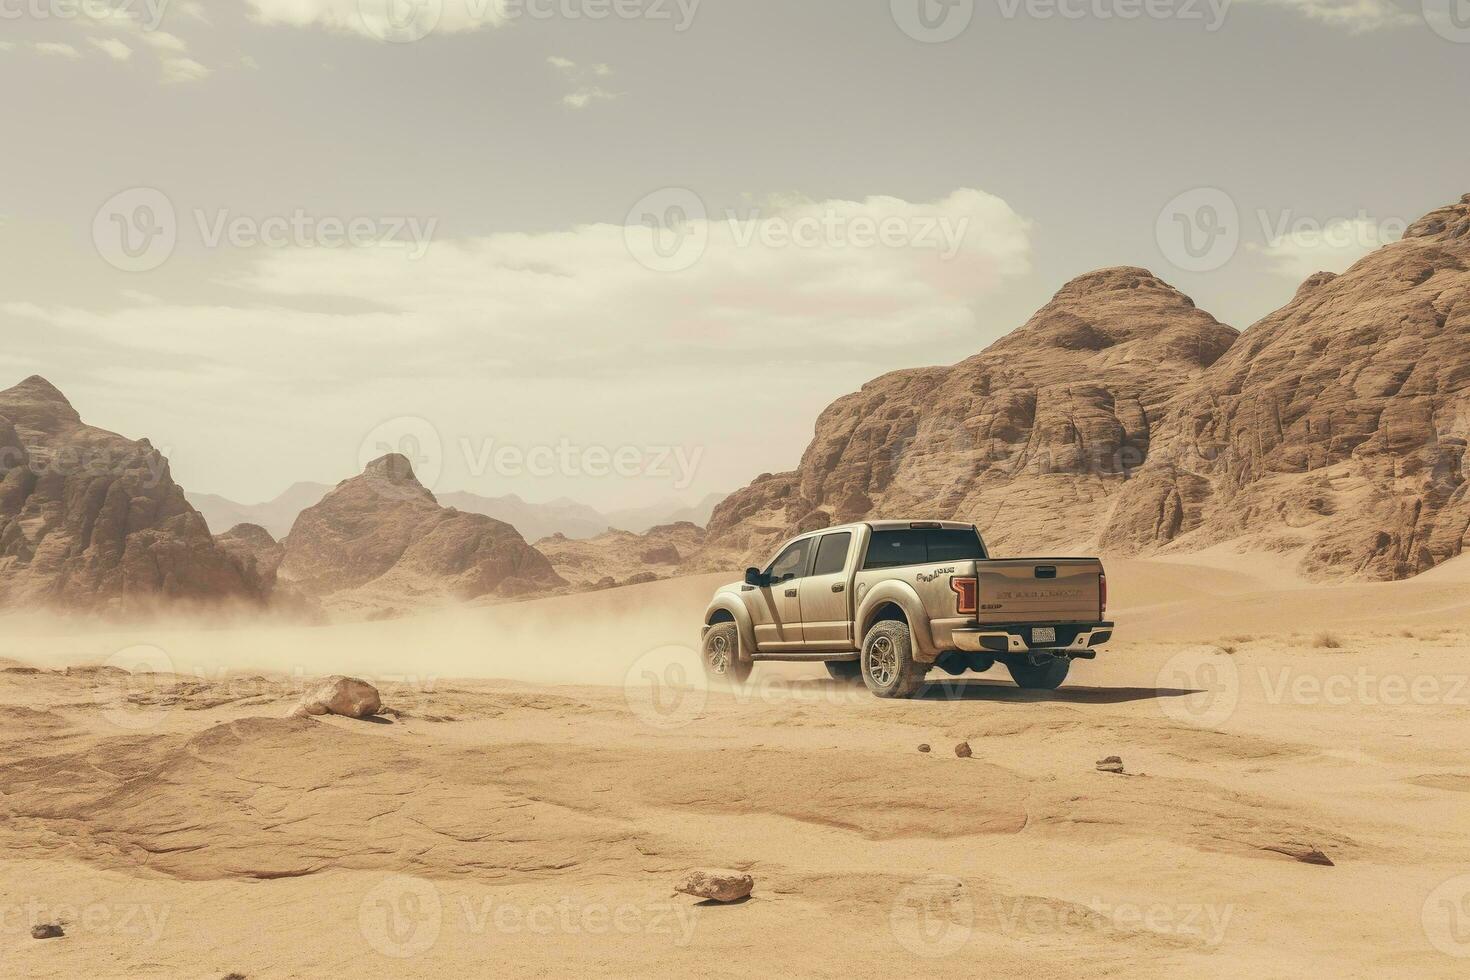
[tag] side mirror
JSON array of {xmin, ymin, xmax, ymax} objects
[{"xmin": 744, "ymin": 567, "xmax": 765, "ymax": 587}]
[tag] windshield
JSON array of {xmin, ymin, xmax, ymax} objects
[{"xmin": 862, "ymin": 528, "xmax": 986, "ymax": 569}]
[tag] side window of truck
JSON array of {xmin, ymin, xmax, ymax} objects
[
  {"xmin": 767, "ymin": 539, "xmax": 812, "ymax": 582},
  {"xmin": 810, "ymin": 532, "xmax": 852, "ymax": 577}
]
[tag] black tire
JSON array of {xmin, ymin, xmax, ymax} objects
[
  {"xmin": 702, "ymin": 622, "xmax": 752, "ymax": 684},
  {"xmin": 1005, "ymin": 655, "xmax": 1070, "ymax": 690},
  {"xmin": 860, "ymin": 620, "xmax": 928, "ymax": 699},
  {"xmin": 825, "ymin": 660, "xmax": 862, "ymax": 683}
]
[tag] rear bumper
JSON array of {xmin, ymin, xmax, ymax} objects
[{"xmin": 951, "ymin": 622, "xmax": 1114, "ymax": 656}]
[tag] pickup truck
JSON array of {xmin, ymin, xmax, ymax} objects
[{"xmin": 700, "ymin": 521, "xmax": 1112, "ymax": 698}]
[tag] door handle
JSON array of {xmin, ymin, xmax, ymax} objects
[
  {"xmin": 784, "ymin": 588, "xmax": 797, "ymax": 598},
  {"xmin": 831, "ymin": 583, "xmax": 845, "ymax": 593}
]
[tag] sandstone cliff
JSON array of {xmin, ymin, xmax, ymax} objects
[
  {"xmin": 0, "ymin": 376, "xmax": 260, "ymax": 611},
  {"xmin": 1102, "ymin": 194, "xmax": 1470, "ymax": 578},
  {"xmin": 704, "ymin": 268, "xmax": 1238, "ymax": 563}
]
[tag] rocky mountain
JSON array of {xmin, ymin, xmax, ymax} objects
[
  {"xmin": 213, "ymin": 523, "xmax": 286, "ymax": 597},
  {"xmin": 536, "ymin": 521, "xmax": 706, "ymax": 588},
  {"xmin": 436, "ymin": 491, "xmax": 610, "ymax": 541},
  {"xmin": 0, "ymin": 376, "xmax": 260, "ymax": 611},
  {"xmin": 189, "ymin": 483, "xmax": 332, "ymax": 539},
  {"xmin": 277, "ymin": 454, "xmax": 564, "ymax": 613},
  {"xmin": 704, "ymin": 267, "xmax": 1239, "ymax": 564},
  {"xmin": 194, "ymin": 485, "xmax": 729, "ymax": 544},
  {"xmin": 1102, "ymin": 194, "xmax": 1470, "ymax": 579}
]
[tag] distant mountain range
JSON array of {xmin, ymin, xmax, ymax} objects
[{"xmin": 187, "ymin": 484, "xmax": 727, "ymax": 543}]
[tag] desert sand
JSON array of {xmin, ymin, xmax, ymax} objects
[{"xmin": 3, "ymin": 552, "xmax": 1469, "ymax": 978}]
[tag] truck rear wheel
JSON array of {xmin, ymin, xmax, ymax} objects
[
  {"xmin": 860, "ymin": 620, "xmax": 928, "ymax": 699},
  {"xmin": 702, "ymin": 622, "xmax": 752, "ymax": 685},
  {"xmin": 1005, "ymin": 655, "xmax": 1070, "ymax": 690}
]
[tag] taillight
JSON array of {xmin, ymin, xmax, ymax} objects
[
  {"xmin": 951, "ymin": 577, "xmax": 977, "ymax": 616},
  {"xmin": 1099, "ymin": 571, "xmax": 1108, "ymax": 618}
]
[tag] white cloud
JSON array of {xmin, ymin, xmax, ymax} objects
[
  {"xmin": 563, "ymin": 86, "xmax": 616, "ymax": 110},
  {"xmin": 12, "ymin": 188, "xmax": 1029, "ymax": 370},
  {"xmin": 1249, "ymin": 217, "xmax": 1402, "ymax": 278},
  {"xmin": 139, "ymin": 31, "xmax": 191, "ymax": 53},
  {"xmin": 549, "ymin": 57, "xmax": 619, "ymax": 110},
  {"xmin": 32, "ymin": 42, "xmax": 83, "ymax": 59},
  {"xmin": 88, "ymin": 37, "xmax": 134, "ymax": 62},
  {"xmin": 161, "ymin": 56, "xmax": 212, "ymax": 83},
  {"xmin": 1236, "ymin": 0, "xmax": 1418, "ymax": 31},
  {"xmin": 244, "ymin": 0, "xmax": 507, "ymax": 39}
]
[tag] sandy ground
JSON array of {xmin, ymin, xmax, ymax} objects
[{"xmin": 2, "ymin": 554, "xmax": 1469, "ymax": 978}]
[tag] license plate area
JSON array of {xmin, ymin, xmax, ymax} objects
[{"xmin": 1031, "ymin": 627, "xmax": 1057, "ymax": 645}]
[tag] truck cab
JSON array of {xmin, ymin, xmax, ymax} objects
[{"xmin": 700, "ymin": 521, "xmax": 1112, "ymax": 698}]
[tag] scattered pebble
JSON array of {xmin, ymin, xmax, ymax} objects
[
  {"xmin": 1096, "ymin": 756, "xmax": 1125, "ymax": 774},
  {"xmin": 675, "ymin": 869, "xmax": 754, "ymax": 903},
  {"xmin": 955, "ymin": 742, "xmax": 972, "ymax": 759},
  {"xmin": 917, "ymin": 744, "xmax": 931, "ymax": 753},
  {"xmin": 31, "ymin": 923, "xmax": 64, "ymax": 940}
]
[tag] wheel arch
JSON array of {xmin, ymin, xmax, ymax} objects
[
  {"xmin": 855, "ymin": 581, "xmax": 938, "ymax": 662},
  {"xmin": 703, "ymin": 594, "xmax": 756, "ymax": 662}
]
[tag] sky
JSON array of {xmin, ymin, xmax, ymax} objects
[{"xmin": 1, "ymin": 0, "xmax": 1468, "ymax": 510}]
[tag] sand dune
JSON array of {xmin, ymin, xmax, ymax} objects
[{"xmin": 2, "ymin": 553, "xmax": 1469, "ymax": 977}]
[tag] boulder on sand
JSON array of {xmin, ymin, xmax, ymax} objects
[
  {"xmin": 290, "ymin": 676, "xmax": 382, "ymax": 720},
  {"xmin": 675, "ymin": 869, "xmax": 754, "ymax": 903}
]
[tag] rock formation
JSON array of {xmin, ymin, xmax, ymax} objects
[
  {"xmin": 278, "ymin": 453, "xmax": 564, "ymax": 610},
  {"xmin": 705, "ymin": 267, "xmax": 1238, "ymax": 563},
  {"xmin": 536, "ymin": 521, "xmax": 706, "ymax": 587},
  {"xmin": 1102, "ymin": 194, "xmax": 1470, "ymax": 578},
  {"xmin": 0, "ymin": 376, "xmax": 260, "ymax": 611}
]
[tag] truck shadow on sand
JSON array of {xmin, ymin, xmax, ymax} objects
[{"xmin": 908, "ymin": 680, "xmax": 1201, "ymax": 705}]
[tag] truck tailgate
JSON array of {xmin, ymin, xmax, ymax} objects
[{"xmin": 976, "ymin": 558, "xmax": 1103, "ymax": 624}]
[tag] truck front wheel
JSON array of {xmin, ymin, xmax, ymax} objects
[
  {"xmin": 702, "ymin": 622, "xmax": 752, "ymax": 685},
  {"xmin": 1005, "ymin": 655, "xmax": 1070, "ymax": 690},
  {"xmin": 860, "ymin": 620, "xmax": 928, "ymax": 699}
]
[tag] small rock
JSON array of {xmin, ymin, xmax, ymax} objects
[
  {"xmin": 954, "ymin": 741, "xmax": 972, "ymax": 758},
  {"xmin": 1096, "ymin": 755, "xmax": 1125, "ymax": 774},
  {"xmin": 289, "ymin": 676, "xmax": 382, "ymax": 720},
  {"xmin": 917, "ymin": 744, "xmax": 931, "ymax": 753},
  {"xmin": 675, "ymin": 869, "xmax": 754, "ymax": 903},
  {"xmin": 31, "ymin": 923, "xmax": 64, "ymax": 940},
  {"xmin": 1264, "ymin": 842, "xmax": 1335, "ymax": 866}
]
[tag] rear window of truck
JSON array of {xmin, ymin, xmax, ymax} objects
[{"xmin": 862, "ymin": 529, "xmax": 986, "ymax": 569}]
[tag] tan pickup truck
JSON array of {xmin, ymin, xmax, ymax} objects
[{"xmin": 700, "ymin": 521, "xmax": 1112, "ymax": 698}]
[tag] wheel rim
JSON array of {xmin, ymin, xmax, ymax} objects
[
  {"xmin": 707, "ymin": 632, "xmax": 732, "ymax": 675},
  {"xmin": 868, "ymin": 635, "xmax": 897, "ymax": 686}
]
